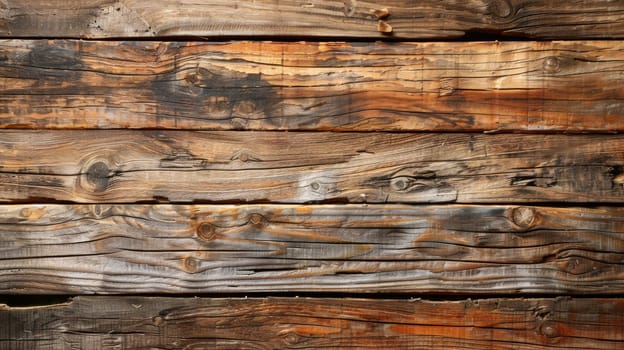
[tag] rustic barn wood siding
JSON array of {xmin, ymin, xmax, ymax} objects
[
  {"xmin": 2, "ymin": 297, "xmax": 623, "ymax": 349},
  {"xmin": 1, "ymin": 131, "xmax": 623, "ymax": 204},
  {"xmin": 1, "ymin": 0, "xmax": 624, "ymax": 39},
  {"xmin": 1, "ymin": 1, "xmax": 623, "ymax": 349},
  {"xmin": 1, "ymin": 204, "xmax": 624, "ymax": 294},
  {"xmin": 1, "ymin": 40, "xmax": 624, "ymax": 131}
]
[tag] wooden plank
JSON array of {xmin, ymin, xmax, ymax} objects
[
  {"xmin": 1, "ymin": 131, "xmax": 624, "ymax": 204},
  {"xmin": 1, "ymin": 40, "xmax": 624, "ymax": 132},
  {"xmin": 1, "ymin": 296, "xmax": 623, "ymax": 349},
  {"xmin": 1, "ymin": 1, "xmax": 624, "ymax": 39},
  {"xmin": 1, "ymin": 204, "xmax": 624, "ymax": 294}
]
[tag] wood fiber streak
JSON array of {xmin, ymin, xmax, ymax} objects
[
  {"xmin": 0, "ymin": 1, "xmax": 623, "ymax": 39},
  {"xmin": 1, "ymin": 297, "xmax": 623, "ymax": 349},
  {"xmin": 1, "ymin": 40, "xmax": 624, "ymax": 131},
  {"xmin": 1, "ymin": 204, "xmax": 623, "ymax": 294},
  {"xmin": 1, "ymin": 131, "xmax": 624, "ymax": 204}
]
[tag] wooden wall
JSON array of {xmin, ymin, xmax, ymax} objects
[{"xmin": 1, "ymin": 1, "xmax": 624, "ymax": 348}]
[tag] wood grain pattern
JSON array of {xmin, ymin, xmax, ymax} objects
[
  {"xmin": 1, "ymin": 131, "xmax": 624, "ymax": 204},
  {"xmin": 1, "ymin": 204, "xmax": 623, "ymax": 294},
  {"xmin": 1, "ymin": 1, "xmax": 624, "ymax": 39},
  {"xmin": 1, "ymin": 296, "xmax": 623, "ymax": 349},
  {"xmin": 1, "ymin": 40, "xmax": 624, "ymax": 131}
]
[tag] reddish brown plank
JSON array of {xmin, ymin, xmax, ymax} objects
[
  {"xmin": 1, "ymin": 296, "xmax": 623, "ymax": 349},
  {"xmin": 1, "ymin": 204, "xmax": 623, "ymax": 294},
  {"xmin": 1, "ymin": 40, "xmax": 623, "ymax": 131},
  {"xmin": 1, "ymin": 131, "xmax": 623, "ymax": 204},
  {"xmin": 1, "ymin": 1, "xmax": 624, "ymax": 39}
]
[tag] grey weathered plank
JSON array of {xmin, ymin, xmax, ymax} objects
[
  {"xmin": 1, "ymin": 204, "xmax": 623, "ymax": 294},
  {"xmin": 1, "ymin": 131, "xmax": 623, "ymax": 203},
  {"xmin": 1, "ymin": 296, "xmax": 623, "ymax": 349},
  {"xmin": 1, "ymin": 40, "xmax": 624, "ymax": 131},
  {"xmin": 1, "ymin": 1, "xmax": 624, "ymax": 39}
]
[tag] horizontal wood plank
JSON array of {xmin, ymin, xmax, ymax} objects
[
  {"xmin": 1, "ymin": 204, "xmax": 624, "ymax": 294},
  {"xmin": 1, "ymin": 131, "xmax": 623, "ymax": 204},
  {"xmin": 1, "ymin": 40, "xmax": 624, "ymax": 131},
  {"xmin": 1, "ymin": 296, "xmax": 623, "ymax": 349},
  {"xmin": 1, "ymin": 1, "xmax": 624, "ymax": 39}
]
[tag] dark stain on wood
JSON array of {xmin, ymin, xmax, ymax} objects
[
  {"xmin": 26, "ymin": 41, "xmax": 83, "ymax": 72},
  {"xmin": 150, "ymin": 62, "xmax": 279, "ymax": 128},
  {"xmin": 85, "ymin": 161, "xmax": 110, "ymax": 192}
]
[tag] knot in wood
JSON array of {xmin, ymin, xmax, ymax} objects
[
  {"xmin": 197, "ymin": 222, "xmax": 216, "ymax": 241},
  {"xmin": 310, "ymin": 181, "xmax": 321, "ymax": 192},
  {"xmin": 281, "ymin": 331, "xmax": 301, "ymax": 345},
  {"xmin": 183, "ymin": 256, "xmax": 200, "ymax": 273},
  {"xmin": 369, "ymin": 7, "xmax": 389, "ymax": 19},
  {"xmin": 487, "ymin": 0, "xmax": 513, "ymax": 18},
  {"xmin": 543, "ymin": 56, "xmax": 561, "ymax": 74},
  {"xmin": 92, "ymin": 205, "xmax": 103, "ymax": 217},
  {"xmin": 511, "ymin": 207, "xmax": 536, "ymax": 229},
  {"xmin": 611, "ymin": 166, "xmax": 624, "ymax": 186},
  {"xmin": 390, "ymin": 177, "xmax": 410, "ymax": 191},
  {"xmin": 185, "ymin": 67, "xmax": 214, "ymax": 88},
  {"xmin": 184, "ymin": 72, "xmax": 200, "ymax": 86},
  {"xmin": 377, "ymin": 20, "xmax": 393, "ymax": 34},
  {"xmin": 234, "ymin": 100, "xmax": 257, "ymax": 114},
  {"xmin": 231, "ymin": 117, "xmax": 248, "ymax": 129},
  {"xmin": 152, "ymin": 316, "xmax": 164, "ymax": 326},
  {"xmin": 249, "ymin": 213, "xmax": 266, "ymax": 225},
  {"xmin": 343, "ymin": 0, "xmax": 356, "ymax": 17},
  {"xmin": 232, "ymin": 149, "xmax": 261, "ymax": 163},
  {"xmin": 564, "ymin": 257, "xmax": 592, "ymax": 275},
  {"xmin": 86, "ymin": 161, "xmax": 110, "ymax": 192},
  {"xmin": 541, "ymin": 322, "xmax": 558, "ymax": 338},
  {"xmin": 92, "ymin": 204, "xmax": 111, "ymax": 218}
]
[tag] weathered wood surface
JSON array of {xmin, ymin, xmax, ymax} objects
[
  {"xmin": 1, "ymin": 1, "xmax": 624, "ymax": 39},
  {"xmin": 1, "ymin": 40, "xmax": 624, "ymax": 131},
  {"xmin": 1, "ymin": 296, "xmax": 623, "ymax": 349},
  {"xmin": 1, "ymin": 204, "xmax": 623, "ymax": 294},
  {"xmin": 1, "ymin": 131, "xmax": 624, "ymax": 204}
]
